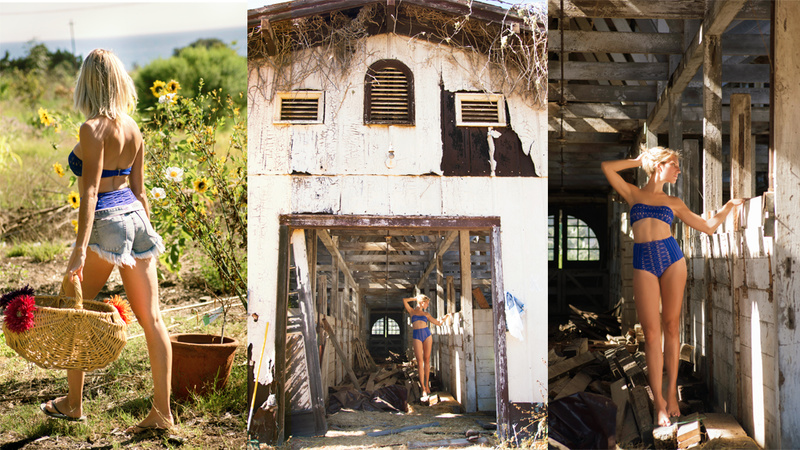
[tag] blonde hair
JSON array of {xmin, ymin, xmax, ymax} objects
[
  {"xmin": 640, "ymin": 146, "xmax": 681, "ymax": 176},
  {"xmin": 74, "ymin": 49, "xmax": 137, "ymax": 120},
  {"xmin": 416, "ymin": 294, "xmax": 430, "ymax": 305}
]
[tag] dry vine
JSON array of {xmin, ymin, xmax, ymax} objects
[{"xmin": 248, "ymin": 1, "xmax": 547, "ymax": 108}]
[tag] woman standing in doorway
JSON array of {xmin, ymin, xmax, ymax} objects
[
  {"xmin": 39, "ymin": 49, "xmax": 174, "ymax": 433},
  {"xmin": 403, "ymin": 294, "xmax": 450, "ymax": 402},
  {"xmin": 602, "ymin": 147, "xmax": 742, "ymax": 427}
]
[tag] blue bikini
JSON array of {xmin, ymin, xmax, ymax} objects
[
  {"xmin": 68, "ymin": 151, "xmax": 136, "ymax": 210},
  {"xmin": 630, "ymin": 204, "xmax": 684, "ymax": 278},
  {"xmin": 411, "ymin": 315, "xmax": 431, "ymax": 342}
]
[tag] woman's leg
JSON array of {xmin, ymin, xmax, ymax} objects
[
  {"xmin": 44, "ymin": 249, "xmax": 114, "ymax": 419},
  {"xmin": 633, "ymin": 268, "xmax": 670, "ymax": 427},
  {"xmin": 412, "ymin": 335, "xmax": 425, "ymax": 397},
  {"xmin": 660, "ymin": 258, "xmax": 687, "ymax": 418},
  {"xmin": 119, "ymin": 255, "xmax": 173, "ymax": 428},
  {"xmin": 422, "ymin": 335, "xmax": 433, "ymax": 395}
]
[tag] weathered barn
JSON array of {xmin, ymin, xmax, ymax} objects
[
  {"xmin": 246, "ymin": 0, "xmax": 547, "ymax": 444},
  {"xmin": 549, "ymin": 0, "xmax": 800, "ymax": 447}
]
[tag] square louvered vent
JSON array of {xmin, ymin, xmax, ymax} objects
[
  {"xmin": 365, "ymin": 66, "xmax": 413, "ymax": 124},
  {"xmin": 274, "ymin": 91, "xmax": 323, "ymax": 124},
  {"xmin": 455, "ymin": 93, "xmax": 506, "ymax": 127}
]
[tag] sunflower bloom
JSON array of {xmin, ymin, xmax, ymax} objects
[
  {"xmin": 193, "ymin": 178, "xmax": 209, "ymax": 194},
  {"xmin": 166, "ymin": 80, "xmax": 181, "ymax": 94},
  {"xmin": 165, "ymin": 166, "xmax": 184, "ymax": 182},
  {"xmin": 150, "ymin": 80, "xmax": 167, "ymax": 98},
  {"xmin": 68, "ymin": 191, "xmax": 80, "ymax": 209},
  {"xmin": 37, "ymin": 108, "xmax": 52, "ymax": 127},
  {"xmin": 53, "ymin": 162, "xmax": 65, "ymax": 177}
]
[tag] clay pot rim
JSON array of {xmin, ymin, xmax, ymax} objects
[{"xmin": 169, "ymin": 333, "xmax": 239, "ymax": 348}]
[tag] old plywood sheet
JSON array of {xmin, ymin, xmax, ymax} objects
[{"xmin": 548, "ymin": 351, "xmax": 596, "ymax": 382}]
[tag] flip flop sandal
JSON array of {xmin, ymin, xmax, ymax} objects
[{"xmin": 40, "ymin": 400, "xmax": 86, "ymax": 422}]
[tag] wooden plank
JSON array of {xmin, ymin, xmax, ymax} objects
[
  {"xmin": 630, "ymin": 385, "xmax": 654, "ymax": 445},
  {"xmin": 472, "ymin": 287, "xmax": 490, "ymax": 309},
  {"xmin": 550, "ymin": 30, "xmax": 682, "ymax": 54},
  {"xmin": 318, "ymin": 229, "xmax": 364, "ymax": 290},
  {"xmin": 548, "ymin": 351, "xmax": 596, "ymax": 381},
  {"xmin": 550, "ymin": 103, "xmax": 647, "ymax": 120},
  {"xmin": 290, "ymin": 229, "xmax": 327, "ymax": 436},
  {"xmin": 730, "ymin": 93, "xmax": 754, "ymax": 199},
  {"xmin": 553, "ymin": 371, "xmax": 592, "ymax": 400},
  {"xmin": 550, "ymin": 61, "xmax": 668, "ymax": 81},
  {"xmin": 549, "ymin": 0, "xmax": 768, "ymax": 19},
  {"xmin": 415, "ymin": 231, "xmax": 458, "ymax": 290},
  {"xmin": 337, "ymin": 241, "xmax": 438, "ymax": 251},
  {"xmin": 321, "ymin": 318, "xmax": 361, "ymax": 391},
  {"xmin": 703, "ymin": 34, "xmax": 723, "ymax": 211},
  {"xmin": 548, "ymin": 83, "xmax": 657, "ymax": 103},
  {"xmin": 490, "ymin": 226, "xmax": 510, "ymax": 441},
  {"xmin": 459, "ymin": 230, "xmax": 477, "ymax": 413}
]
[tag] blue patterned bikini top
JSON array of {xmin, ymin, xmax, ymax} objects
[
  {"xmin": 411, "ymin": 315, "xmax": 428, "ymax": 323},
  {"xmin": 68, "ymin": 151, "xmax": 132, "ymax": 178},
  {"xmin": 630, "ymin": 203, "xmax": 673, "ymax": 226}
]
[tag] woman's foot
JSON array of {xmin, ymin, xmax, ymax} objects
[
  {"xmin": 41, "ymin": 396, "xmax": 85, "ymax": 421},
  {"xmin": 653, "ymin": 399, "xmax": 671, "ymax": 427},
  {"xmin": 126, "ymin": 408, "xmax": 174, "ymax": 434},
  {"xmin": 666, "ymin": 394, "xmax": 681, "ymax": 418}
]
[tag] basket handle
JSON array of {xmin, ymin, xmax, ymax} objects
[{"xmin": 60, "ymin": 274, "xmax": 84, "ymax": 309}]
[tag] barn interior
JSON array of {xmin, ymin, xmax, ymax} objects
[{"xmin": 277, "ymin": 221, "xmax": 506, "ymax": 437}]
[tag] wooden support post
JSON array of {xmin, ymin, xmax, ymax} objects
[
  {"xmin": 774, "ymin": 1, "xmax": 800, "ymax": 447},
  {"xmin": 307, "ymin": 230, "xmax": 318, "ymax": 315},
  {"xmin": 668, "ymin": 90, "xmax": 683, "ymax": 198},
  {"xmin": 730, "ymin": 93, "xmax": 754, "ymax": 199},
  {"xmin": 491, "ymin": 226, "xmax": 510, "ymax": 441},
  {"xmin": 436, "ymin": 252, "xmax": 444, "ymax": 315},
  {"xmin": 459, "ymin": 230, "xmax": 477, "ymax": 413},
  {"xmin": 321, "ymin": 318, "xmax": 361, "ymax": 391},
  {"xmin": 683, "ymin": 139, "xmax": 700, "ymax": 214},
  {"xmin": 703, "ymin": 33, "xmax": 723, "ymax": 212},
  {"xmin": 274, "ymin": 225, "xmax": 291, "ymax": 443},
  {"xmin": 290, "ymin": 229, "xmax": 327, "ymax": 436}
]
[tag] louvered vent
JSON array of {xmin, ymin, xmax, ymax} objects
[
  {"xmin": 455, "ymin": 93, "xmax": 506, "ymax": 127},
  {"xmin": 274, "ymin": 91, "xmax": 323, "ymax": 124},
  {"xmin": 365, "ymin": 60, "xmax": 414, "ymax": 124}
]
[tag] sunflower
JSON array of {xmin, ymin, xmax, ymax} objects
[
  {"xmin": 37, "ymin": 108, "xmax": 52, "ymax": 127},
  {"xmin": 150, "ymin": 80, "xmax": 167, "ymax": 98},
  {"xmin": 193, "ymin": 177, "xmax": 209, "ymax": 194},
  {"xmin": 104, "ymin": 295, "xmax": 134, "ymax": 325},
  {"xmin": 53, "ymin": 162, "xmax": 65, "ymax": 177},
  {"xmin": 67, "ymin": 191, "xmax": 80, "ymax": 209},
  {"xmin": 166, "ymin": 79, "xmax": 181, "ymax": 94},
  {"xmin": 4, "ymin": 295, "xmax": 36, "ymax": 333}
]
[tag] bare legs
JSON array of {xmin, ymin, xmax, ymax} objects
[
  {"xmin": 412, "ymin": 334, "xmax": 434, "ymax": 397},
  {"xmin": 633, "ymin": 258, "xmax": 686, "ymax": 427},
  {"xmin": 44, "ymin": 250, "xmax": 173, "ymax": 428}
]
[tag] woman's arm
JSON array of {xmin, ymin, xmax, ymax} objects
[
  {"xmin": 128, "ymin": 128, "xmax": 149, "ymax": 218},
  {"xmin": 674, "ymin": 198, "xmax": 744, "ymax": 235},
  {"xmin": 601, "ymin": 157, "xmax": 641, "ymax": 205},
  {"xmin": 66, "ymin": 122, "xmax": 104, "ymax": 280},
  {"xmin": 425, "ymin": 312, "xmax": 450, "ymax": 327},
  {"xmin": 402, "ymin": 297, "xmax": 416, "ymax": 315}
]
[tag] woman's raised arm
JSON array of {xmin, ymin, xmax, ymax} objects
[
  {"xmin": 673, "ymin": 198, "xmax": 744, "ymax": 235},
  {"xmin": 601, "ymin": 157, "xmax": 642, "ymax": 205},
  {"xmin": 402, "ymin": 297, "xmax": 416, "ymax": 315}
]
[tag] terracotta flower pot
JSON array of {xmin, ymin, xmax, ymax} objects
[{"xmin": 170, "ymin": 333, "xmax": 239, "ymax": 401}]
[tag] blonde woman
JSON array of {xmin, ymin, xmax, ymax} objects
[
  {"xmin": 602, "ymin": 147, "xmax": 742, "ymax": 426},
  {"xmin": 403, "ymin": 294, "xmax": 450, "ymax": 401},
  {"xmin": 39, "ymin": 49, "xmax": 173, "ymax": 433}
]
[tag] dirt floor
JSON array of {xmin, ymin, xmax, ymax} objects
[
  {"xmin": 0, "ymin": 246, "xmax": 248, "ymax": 449},
  {"xmin": 283, "ymin": 393, "xmax": 500, "ymax": 450}
]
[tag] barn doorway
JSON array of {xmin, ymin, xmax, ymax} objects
[{"xmin": 275, "ymin": 215, "xmax": 509, "ymax": 438}]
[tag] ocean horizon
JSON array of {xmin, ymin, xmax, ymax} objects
[{"xmin": 0, "ymin": 26, "xmax": 246, "ymax": 70}]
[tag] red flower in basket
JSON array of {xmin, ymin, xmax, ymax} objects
[
  {"xmin": 4, "ymin": 294, "xmax": 36, "ymax": 333},
  {"xmin": 0, "ymin": 285, "xmax": 34, "ymax": 310},
  {"xmin": 105, "ymin": 295, "xmax": 134, "ymax": 325}
]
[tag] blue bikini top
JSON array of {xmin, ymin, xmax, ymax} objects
[
  {"xmin": 69, "ymin": 151, "xmax": 132, "ymax": 178},
  {"xmin": 411, "ymin": 315, "xmax": 428, "ymax": 323},
  {"xmin": 630, "ymin": 203, "xmax": 673, "ymax": 226}
]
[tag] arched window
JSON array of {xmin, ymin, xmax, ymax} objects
[
  {"xmin": 364, "ymin": 59, "xmax": 414, "ymax": 125},
  {"xmin": 549, "ymin": 213, "xmax": 600, "ymax": 266},
  {"xmin": 371, "ymin": 317, "xmax": 400, "ymax": 337}
]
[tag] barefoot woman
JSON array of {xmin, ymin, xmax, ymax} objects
[
  {"xmin": 602, "ymin": 147, "xmax": 741, "ymax": 427},
  {"xmin": 40, "ymin": 49, "xmax": 174, "ymax": 432},
  {"xmin": 403, "ymin": 294, "xmax": 450, "ymax": 401}
]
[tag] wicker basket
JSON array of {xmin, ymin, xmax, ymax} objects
[{"xmin": 3, "ymin": 276, "xmax": 127, "ymax": 371}]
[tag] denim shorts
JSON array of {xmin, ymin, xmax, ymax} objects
[{"xmin": 87, "ymin": 201, "xmax": 165, "ymax": 267}]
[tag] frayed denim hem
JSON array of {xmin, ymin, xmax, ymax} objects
[
  {"xmin": 88, "ymin": 244, "xmax": 137, "ymax": 268},
  {"xmin": 132, "ymin": 239, "xmax": 165, "ymax": 261}
]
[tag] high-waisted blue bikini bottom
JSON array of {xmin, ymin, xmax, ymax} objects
[
  {"xmin": 412, "ymin": 327, "xmax": 431, "ymax": 342},
  {"xmin": 633, "ymin": 236, "xmax": 684, "ymax": 278}
]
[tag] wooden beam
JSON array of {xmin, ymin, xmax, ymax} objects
[
  {"xmin": 550, "ymin": 103, "xmax": 647, "ymax": 120},
  {"xmin": 490, "ymin": 226, "xmax": 510, "ymax": 441},
  {"xmin": 730, "ymin": 93, "xmax": 754, "ymax": 199},
  {"xmin": 290, "ymin": 229, "xmax": 327, "ymax": 436},
  {"xmin": 459, "ymin": 230, "xmax": 477, "ymax": 413},
  {"xmin": 690, "ymin": 64, "xmax": 770, "ymax": 83},
  {"xmin": 549, "ymin": 61, "xmax": 668, "ymax": 81},
  {"xmin": 415, "ymin": 231, "xmax": 458, "ymax": 290},
  {"xmin": 337, "ymin": 241, "xmax": 438, "ymax": 251},
  {"xmin": 549, "ymin": 0, "xmax": 768, "ymax": 19},
  {"xmin": 550, "ymin": 117, "xmax": 640, "ymax": 133},
  {"xmin": 548, "ymin": 84, "xmax": 657, "ymax": 103},
  {"xmin": 683, "ymin": 140, "xmax": 701, "ymax": 214},
  {"xmin": 643, "ymin": 0, "xmax": 749, "ymax": 133},
  {"xmin": 684, "ymin": 87, "xmax": 770, "ymax": 106},
  {"xmin": 550, "ymin": 30, "xmax": 682, "ymax": 54},
  {"xmin": 548, "ymin": 131, "xmax": 630, "ymax": 145},
  {"xmin": 282, "ymin": 214, "xmax": 500, "ymax": 230},
  {"xmin": 703, "ymin": 34, "xmax": 723, "ymax": 211},
  {"xmin": 321, "ymin": 318, "xmax": 361, "ymax": 391},
  {"xmin": 318, "ymin": 229, "xmax": 358, "ymax": 290}
]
